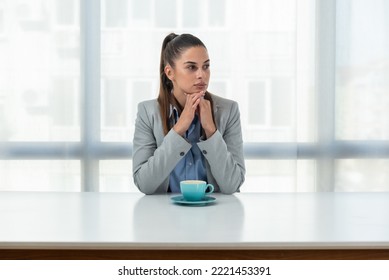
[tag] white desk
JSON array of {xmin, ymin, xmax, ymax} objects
[{"xmin": 1, "ymin": 192, "xmax": 389, "ymax": 259}]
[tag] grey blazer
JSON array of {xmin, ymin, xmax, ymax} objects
[{"xmin": 132, "ymin": 94, "xmax": 245, "ymax": 194}]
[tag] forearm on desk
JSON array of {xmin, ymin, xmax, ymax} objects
[
  {"xmin": 197, "ymin": 130, "xmax": 245, "ymax": 194},
  {"xmin": 133, "ymin": 127, "xmax": 191, "ymax": 194}
]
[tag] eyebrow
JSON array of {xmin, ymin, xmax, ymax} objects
[{"xmin": 184, "ymin": 59, "xmax": 210, "ymax": 65}]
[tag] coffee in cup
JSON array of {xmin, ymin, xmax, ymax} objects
[{"xmin": 180, "ymin": 180, "xmax": 214, "ymax": 201}]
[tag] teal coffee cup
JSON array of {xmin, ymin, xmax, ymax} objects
[{"xmin": 180, "ymin": 180, "xmax": 214, "ymax": 201}]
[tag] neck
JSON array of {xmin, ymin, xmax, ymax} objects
[
  {"xmin": 173, "ymin": 89, "xmax": 186, "ymax": 108},
  {"xmin": 170, "ymin": 94, "xmax": 183, "ymax": 113}
]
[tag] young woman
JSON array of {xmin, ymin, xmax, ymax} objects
[{"xmin": 132, "ymin": 33, "xmax": 245, "ymax": 194}]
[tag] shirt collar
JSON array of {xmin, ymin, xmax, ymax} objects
[{"xmin": 169, "ymin": 104, "xmax": 179, "ymax": 123}]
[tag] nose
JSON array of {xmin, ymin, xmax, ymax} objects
[{"xmin": 196, "ymin": 68, "xmax": 205, "ymax": 79}]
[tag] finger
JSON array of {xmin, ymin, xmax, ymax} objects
[
  {"xmin": 193, "ymin": 90, "xmax": 204, "ymax": 98},
  {"xmin": 185, "ymin": 93, "xmax": 195, "ymax": 106},
  {"xmin": 192, "ymin": 97, "xmax": 201, "ymax": 109},
  {"xmin": 190, "ymin": 92, "xmax": 203, "ymax": 104},
  {"xmin": 199, "ymin": 97, "xmax": 210, "ymax": 107}
]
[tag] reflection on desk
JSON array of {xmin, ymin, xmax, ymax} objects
[{"xmin": 132, "ymin": 194, "xmax": 244, "ymax": 245}]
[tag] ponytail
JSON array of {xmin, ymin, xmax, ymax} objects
[{"xmin": 158, "ymin": 33, "xmax": 178, "ymax": 135}]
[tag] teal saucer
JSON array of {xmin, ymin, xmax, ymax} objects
[{"xmin": 171, "ymin": 195, "xmax": 216, "ymax": 205}]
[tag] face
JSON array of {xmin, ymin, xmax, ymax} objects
[{"xmin": 165, "ymin": 46, "xmax": 210, "ymax": 101}]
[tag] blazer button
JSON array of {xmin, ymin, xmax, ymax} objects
[
  {"xmin": 202, "ymin": 150, "xmax": 207, "ymax": 155},
  {"xmin": 180, "ymin": 152, "xmax": 185, "ymax": 156}
]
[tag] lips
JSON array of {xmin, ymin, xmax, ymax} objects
[{"xmin": 194, "ymin": 83, "xmax": 207, "ymax": 88}]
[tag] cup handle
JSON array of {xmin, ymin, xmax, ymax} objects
[{"xmin": 205, "ymin": 184, "xmax": 214, "ymax": 194}]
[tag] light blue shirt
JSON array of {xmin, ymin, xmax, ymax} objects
[{"xmin": 169, "ymin": 108, "xmax": 207, "ymax": 193}]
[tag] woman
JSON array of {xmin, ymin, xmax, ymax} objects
[{"xmin": 132, "ymin": 33, "xmax": 245, "ymax": 194}]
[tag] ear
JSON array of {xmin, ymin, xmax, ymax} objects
[{"xmin": 164, "ymin": 64, "xmax": 174, "ymax": 81}]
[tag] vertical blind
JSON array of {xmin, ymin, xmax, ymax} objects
[{"xmin": 0, "ymin": 0, "xmax": 388, "ymax": 192}]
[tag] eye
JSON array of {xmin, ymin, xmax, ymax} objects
[
  {"xmin": 203, "ymin": 64, "xmax": 210, "ymax": 70},
  {"xmin": 187, "ymin": 65, "xmax": 197, "ymax": 71}
]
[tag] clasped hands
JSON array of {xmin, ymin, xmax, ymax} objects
[{"xmin": 173, "ymin": 91, "xmax": 216, "ymax": 139}]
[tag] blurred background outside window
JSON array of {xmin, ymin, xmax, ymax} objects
[{"xmin": 0, "ymin": 0, "xmax": 388, "ymax": 192}]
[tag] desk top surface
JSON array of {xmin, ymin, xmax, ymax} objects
[{"xmin": 1, "ymin": 192, "xmax": 389, "ymax": 249}]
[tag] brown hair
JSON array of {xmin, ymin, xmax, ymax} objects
[{"xmin": 158, "ymin": 33, "xmax": 214, "ymax": 135}]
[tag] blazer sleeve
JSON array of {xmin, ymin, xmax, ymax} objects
[
  {"xmin": 132, "ymin": 102, "xmax": 192, "ymax": 194},
  {"xmin": 196, "ymin": 101, "xmax": 246, "ymax": 194}
]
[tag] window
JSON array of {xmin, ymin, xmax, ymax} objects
[
  {"xmin": 248, "ymin": 81, "xmax": 267, "ymax": 126},
  {"xmin": 1, "ymin": 0, "xmax": 389, "ymax": 192}
]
